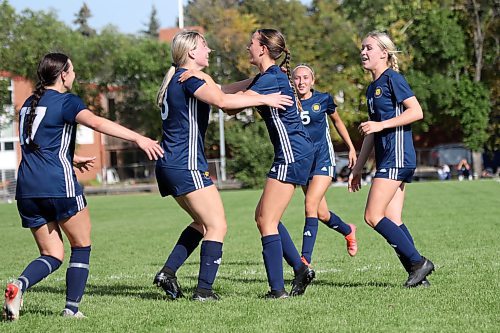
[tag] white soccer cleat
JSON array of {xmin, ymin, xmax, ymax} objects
[
  {"xmin": 2, "ymin": 280, "xmax": 23, "ymax": 321},
  {"xmin": 61, "ymin": 308, "xmax": 86, "ymax": 318}
]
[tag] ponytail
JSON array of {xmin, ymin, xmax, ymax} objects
[
  {"xmin": 26, "ymin": 82, "xmax": 45, "ymax": 150},
  {"xmin": 279, "ymin": 49, "xmax": 302, "ymax": 112},
  {"xmin": 26, "ymin": 52, "xmax": 70, "ymax": 150},
  {"xmin": 388, "ymin": 52, "xmax": 399, "ymax": 72},
  {"xmin": 156, "ymin": 65, "xmax": 176, "ymax": 108}
]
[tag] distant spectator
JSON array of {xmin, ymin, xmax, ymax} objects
[
  {"xmin": 438, "ymin": 164, "xmax": 451, "ymax": 181},
  {"xmin": 457, "ymin": 159, "xmax": 472, "ymax": 181}
]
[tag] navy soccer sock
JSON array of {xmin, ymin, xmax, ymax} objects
[
  {"xmin": 197, "ymin": 241, "xmax": 223, "ymax": 291},
  {"xmin": 18, "ymin": 255, "xmax": 62, "ymax": 293},
  {"xmin": 301, "ymin": 217, "xmax": 319, "ymax": 264},
  {"xmin": 278, "ymin": 222, "xmax": 303, "ymax": 272},
  {"xmin": 374, "ymin": 218, "xmax": 422, "ymax": 264},
  {"xmin": 324, "ymin": 210, "xmax": 352, "ymax": 236},
  {"xmin": 261, "ymin": 234, "xmax": 285, "ymax": 292},
  {"xmin": 164, "ymin": 226, "xmax": 204, "ymax": 274},
  {"xmin": 397, "ymin": 224, "xmax": 415, "ymax": 271},
  {"xmin": 65, "ymin": 246, "xmax": 91, "ymax": 313}
]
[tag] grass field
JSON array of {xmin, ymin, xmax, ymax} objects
[{"xmin": 0, "ymin": 180, "xmax": 499, "ymax": 332}]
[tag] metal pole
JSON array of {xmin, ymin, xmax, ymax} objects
[
  {"xmin": 178, "ymin": 0, "xmax": 184, "ymax": 29},
  {"xmin": 219, "ymin": 109, "xmax": 226, "ymax": 181}
]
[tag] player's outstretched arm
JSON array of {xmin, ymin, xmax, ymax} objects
[{"xmin": 75, "ymin": 110, "xmax": 164, "ymax": 161}]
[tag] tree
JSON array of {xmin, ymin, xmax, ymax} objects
[
  {"xmin": 74, "ymin": 2, "xmax": 96, "ymax": 37},
  {"xmin": 143, "ymin": 5, "xmax": 160, "ymax": 38}
]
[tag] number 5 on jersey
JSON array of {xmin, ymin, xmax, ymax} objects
[{"xmin": 301, "ymin": 110, "xmax": 310, "ymax": 125}]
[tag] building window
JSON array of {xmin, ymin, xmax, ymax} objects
[{"xmin": 4, "ymin": 142, "xmax": 14, "ymax": 151}]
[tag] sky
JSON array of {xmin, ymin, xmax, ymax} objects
[
  {"xmin": 8, "ymin": 0, "xmax": 189, "ymax": 35},
  {"xmin": 9, "ymin": 0, "xmax": 311, "ymax": 35}
]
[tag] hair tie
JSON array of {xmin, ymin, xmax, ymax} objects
[{"xmin": 171, "ymin": 62, "xmax": 177, "ymax": 68}]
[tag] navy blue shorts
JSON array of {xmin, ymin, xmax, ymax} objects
[
  {"xmin": 267, "ymin": 155, "xmax": 314, "ymax": 186},
  {"xmin": 17, "ymin": 195, "xmax": 87, "ymax": 228},
  {"xmin": 156, "ymin": 167, "xmax": 213, "ymax": 197},
  {"xmin": 374, "ymin": 167, "xmax": 415, "ymax": 183},
  {"xmin": 309, "ymin": 143, "xmax": 335, "ymax": 178}
]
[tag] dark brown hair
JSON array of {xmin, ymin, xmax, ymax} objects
[{"xmin": 27, "ymin": 53, "xmax": 70, "ymax": 150}]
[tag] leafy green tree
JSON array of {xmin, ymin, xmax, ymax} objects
[
  {"xmin": 74, "ymin": 2, "xmax": 96, "ymax": 37},
  {"xmin": 143, "ymin": 5, "xmax": 160, "ymax": 38},
  {"xmin": 224, "ymin": 119, "xmax": 274, "ymax": 188}
]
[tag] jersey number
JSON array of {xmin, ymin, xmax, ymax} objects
[
  {"xmin": 301, "ymin": 111, "xmax": 310, "ymax": 125},
  {"xmin": 161, "ymin": 94, "xmax": 169, "ymax": 120},
  {"xmin": 19, "ymin": 106, "xmax": 47, "ymax": 145}
]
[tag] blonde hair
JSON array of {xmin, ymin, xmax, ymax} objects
[
  {"xmin": 156, "ymin": 30, "xmax": 206, "ymax": 108},
  {"xmin": 365, "ymin": 31, "xmax": 401, "ymax": 72}
]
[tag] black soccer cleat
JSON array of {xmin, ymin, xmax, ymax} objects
[
  {"xmin": 153, "ymin": 271, "xmax": 183, "ymax": 299},
  {"xmin": 404, "ymin": 257, "xmax": 434, "ymax": 288},
  {"xmin": 191, "ymin": 288, "xmax": 220, "ymax": 301},
  {"xmin": 290, "ymin": 265, "xmax": 315, "ymax": 296},
  {"xmin": 419, "ymin": 278, "xmax": 431, "ymax": 288},
  {"xmin": 265, "ymin": 289, "xmax": 289, "ymax": 299}
]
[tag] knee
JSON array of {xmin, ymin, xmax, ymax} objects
[
  {"xmin": 317, "ymin": 209, "xmax": 330, "ymax": 222},
  {"xmin": 363, "ymin": 212, "xmax": 378, "ymax": 228},
  {"xmin": 304, "ymin": 199, "xmax": 318, "ymax": 217},
  {"xmin": 42, "ymin": 250, "xmax": 64, "ymax": 262}
]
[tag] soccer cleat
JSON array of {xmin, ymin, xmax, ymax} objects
[
  {"xmin": 154, "ymin": 271, "xmax": 183, "ymax": 299},
  {"xmin": 419, "ymin": 279, "xmax": 431, "ymax": 288},
  {"xmin": 191, "ymin": 288, "xmax": 220, "ymax": 301},
  {"xmin": 2, "ymin": 280, "xmax": 23, "ymax": 321},
  {"xmin": 61, "ymin": 308, "xmax": 86, "ymax": 318},
  {"xmin": 404, "ymin": 257, "xmax": 435, "ymax": 288},
  {"xmin": 290, "ymin": 266, "xmax": 315, "ymax": 296},
  {"xmin": 300, "ymin": 256, "xmax": 311, "ymax": 267},
  {"xmin": 345, "ymin": 224, "xmax": 358, "ymax": 257},
  {"xmin": 265, "ymin": 289, "xmax": 289, "ymax": 299}
]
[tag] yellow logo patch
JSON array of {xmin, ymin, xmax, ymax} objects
[
  {"xmin": 375, "ymin": 87, "xmax": 383, "ymax": 98},
  {"xmin": 312, "ymin": 103, "xmax": 321, "ymax": 112},
  {"xmin": 204, "ymin": 171, "xmax": 210, "ymax": 178}
]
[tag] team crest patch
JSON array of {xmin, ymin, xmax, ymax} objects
[
  {"xmin": 374, "ymin": 87, "xmax": 383, "ymax": 98},
  {"xmin": 203, "ymin": 171, "xmax": 210, "ymax": 179},
  {"xmin": 312, "ymin": 103, "xmax": 321, "ymax": 113}
]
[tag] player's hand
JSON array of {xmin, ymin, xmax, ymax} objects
[
  {"xmin": 359, "ymin": 121, "xmax": 384, "ymax": 135},
  {"xmin": 348, "ymin": 169, "xmax": 362, "ymax": 192},
  {"xmin": 264, "ymin": 92, "xmax": 293, "ymax": 110},
  {"xmin": 347, "ymin": 149, "xmax": 357, "ymax": 169},
  {"xmin": 73, "ymin": 155, "xmax": 96, "ymax": 173},
  {"xmin": 179, "ymin": 69, "xmax": 207, "ymax": 82},
  {"xmin": 136, "ymin": 136, "xmax": 164, "ymax": 160}
]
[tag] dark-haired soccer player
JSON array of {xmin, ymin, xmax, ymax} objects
[{"xmin": 3, "ymin": 53, "xmax": 163, "ymax": 321}]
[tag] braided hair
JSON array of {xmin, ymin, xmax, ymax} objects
[
  {"xmin": 256, "ymin": 29, "xmax": 302, "ymax": 112},
  {"xmin": 365, "ymin": 31, "xmax": 401, "ymax": 72},
  {"xmin": 26, "ymin": 53, "xmax": 70, "ymax": 150}
]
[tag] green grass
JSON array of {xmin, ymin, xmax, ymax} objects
[{"xmin": 1, "ymin": 180, "xmax": 499, "ymax": 332}]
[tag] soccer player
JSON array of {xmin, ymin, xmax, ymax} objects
[
  {"xmin": 227, "ymin": 29, "xmax": 316, "ymax": 298},
  {"xmin": 153, "ymin": 30, "xmax": 294, "ymax": 301},
  {"xmin": 292, "ymin": 64, "xmax": 358, "ymax": 267},
  {"xmin": 2, "ymin": 53, "xmax": 164, "ymax": 321},
  {"xmin": 349, "ymin": 31, "xmax": 434, "ymax": 287}
]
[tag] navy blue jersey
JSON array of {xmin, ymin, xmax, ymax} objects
[
  {"xmin": 366, "ymin": 68, "xmax": 416, "ymax": 169},
  {"xmin": 300, "ymin": 90, "xmax": 336, "ymax": 164},
  {"xmin": 16, "ymin": 90, "xmax": 86, "ymax": 198},
  {"xmin": 249, "ymin": 65, "xmax": 313, "ymax": 164},
  {"xmin": 157, "ymin": 68, "xmax": 209, "ymax": 170}
]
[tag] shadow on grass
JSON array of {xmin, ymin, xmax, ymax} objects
[
  {"xmin": 309, "ymin": 280, "xmax": 397, "ymax": 288},
  {"xmin": 29, "ymin": 284, "xmax": 174, "ymax": 301}
]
